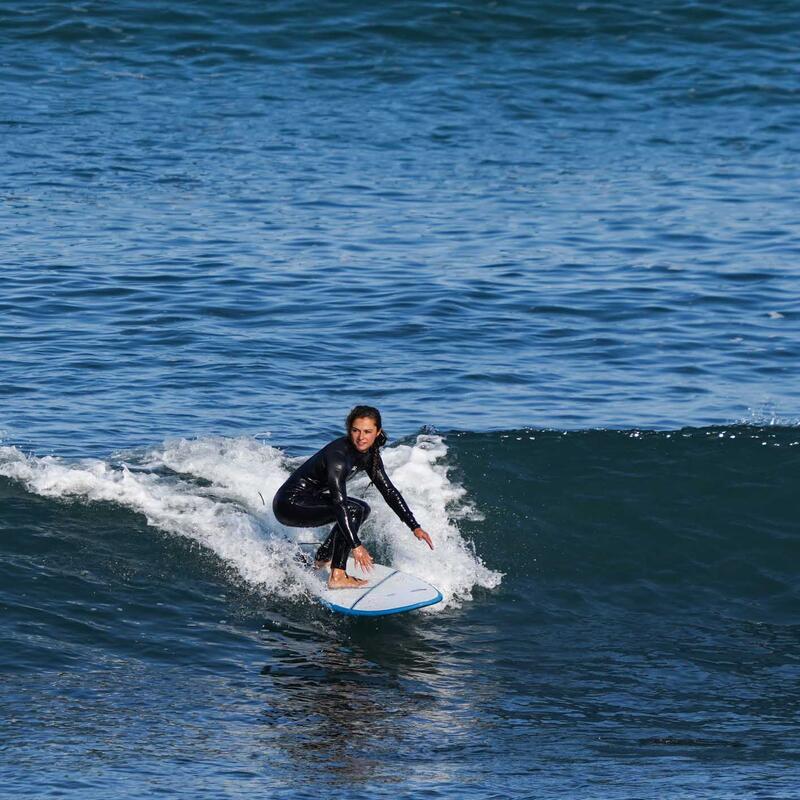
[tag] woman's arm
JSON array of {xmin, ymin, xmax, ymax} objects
[
  {"xmin": 370, "ymin": 453, "xmax": 434, "ymax": 549},
  {"xmin": 325, "ymin": 457, "xmax": 362, "ymax": 549}
]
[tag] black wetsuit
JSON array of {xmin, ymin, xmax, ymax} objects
[{"xmin": 272, "ymin": 436, "xmax": 420, "ymax": 570}]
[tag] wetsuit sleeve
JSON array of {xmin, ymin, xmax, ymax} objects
[
  {"xmin": 369, "ymin": 453, "xmax": 420, "ymax": 531},
  {"xmin": 325, "ymin": 455, "xmax": 362, "ymax": 548}
]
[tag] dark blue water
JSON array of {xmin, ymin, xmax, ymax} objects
[{"xmin": 2, "ymin": 1, "xmax": 799, "ymax": 797}]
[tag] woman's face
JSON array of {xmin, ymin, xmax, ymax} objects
[{"xmin": 349, "ymin": 416, "xmax": 380, "ymax": 453}]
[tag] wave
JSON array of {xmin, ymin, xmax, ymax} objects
[
  {"xmin": 1, "ymin": 424, "xmax": 796, "ymax": 622},
  {"xmin": 447, "ymin": 425, "xmax": 799, "ymax": 621},
  {"xmin": 0, "ymin": 435, "xmax": 501, "ymax": 613}
]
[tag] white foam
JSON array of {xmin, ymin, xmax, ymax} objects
[
  {"xmin": 0, "ymin": 435, "xmax": 502, "ymax": 611},
  {"xmin": 738, "ymin": 405, "xmax": 800, "ymax": 428},
  {"xmin": 359, "ymin": 435, "xmax": 502, "ymax": 610},
  {"xmin": 0, "ymin": 441, "xmax": 309, "ymax": 600}
]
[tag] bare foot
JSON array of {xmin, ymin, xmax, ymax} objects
[
  {"xmin": 327, "ymin": 573, "xmax": 367, "ymax": 590},
  {"xmin": 314, "ymin": 559, "xmax": 331, "ymax": 571}
]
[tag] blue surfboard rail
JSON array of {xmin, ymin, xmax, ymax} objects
[{"xmin": 320, "ymin": 590, "xmax": 444, "ymax": 617}]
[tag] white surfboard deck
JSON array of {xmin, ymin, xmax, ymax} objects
[{"xmin": 313, "ymin": 557, "xmax": 443, "ymax": 617}]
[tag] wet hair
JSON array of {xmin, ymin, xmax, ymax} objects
[{"xmin": 345, "ymin": 405, "xmax": 387, "ymax": 479}]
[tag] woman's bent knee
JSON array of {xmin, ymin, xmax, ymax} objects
[{"xmin": 348, "ymin": 498, "xmax": 371, "ymax": 518}]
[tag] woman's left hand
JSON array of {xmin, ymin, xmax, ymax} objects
[{"xmin": 413, "ymin": 527, "xmax": 434, "ymax": 549}]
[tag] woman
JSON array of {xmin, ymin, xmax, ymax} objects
[{"xmin": 273, "ymin": 406, "xmax": 434, "ymax": 589}]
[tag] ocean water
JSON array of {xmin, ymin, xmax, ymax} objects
[{"xmin": 1, "ymin": 1, "xmax": 799, "ymax": 797}]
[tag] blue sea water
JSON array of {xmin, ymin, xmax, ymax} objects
[{"xmin": 1, "ymin": 1, "xmax": 799, "ymax": 797}]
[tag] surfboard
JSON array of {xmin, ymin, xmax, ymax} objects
[{"xmin": 313, "ymin": 557, "xmax": 443, "ymax": 617}]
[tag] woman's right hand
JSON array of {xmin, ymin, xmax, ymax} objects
[{"xmin": 352, "ymin": 545, "xmax": 374, "ymax": 572}]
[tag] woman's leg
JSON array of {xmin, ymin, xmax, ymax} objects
[
  {"xmin": 273, "ymin": 488, "xmax": 338, "ymax": 529},
  {"xmin": 321, "ymin": 498, "xmax": 370, "ymax": 570},
  {"xmin": 274, "ymin": 489, "xmax": 371, "ymax": 575}
]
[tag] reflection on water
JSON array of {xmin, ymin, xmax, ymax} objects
[{"xmin": 254, "ymin": 613, "xmax": 497, "ymax": 789}]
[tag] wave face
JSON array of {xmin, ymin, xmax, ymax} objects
[
  {"xmin": 452, "ymin": 426, "xmax": 799, "ymax": 619},
  {"xmin": 6, "ymin": 425, "xmax": 796, "ymax": 648},
  {"xmin": 2, "ymin": 428, "xmax": 799, "ymax": 797}
]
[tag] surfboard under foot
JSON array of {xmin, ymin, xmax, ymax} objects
[{"xmin": 313, "ymin": 557, "xmax": 443, "ymax": 616}]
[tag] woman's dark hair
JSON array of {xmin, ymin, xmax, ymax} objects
[{"xmin": 345, "ymin": 405, "xmax": 387, "ymax": 479}]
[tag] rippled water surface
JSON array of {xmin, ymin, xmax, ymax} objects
[
  {"xmin": 2, "ymin": 1, "xmax": 800, "ymax": 797},
  {"xmin": 3, "ymin": 0, "xmax": 800, "ymax": 453}
]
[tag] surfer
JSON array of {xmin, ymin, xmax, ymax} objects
[{"xmin": 273, "ymin": 406, "xmax": 434, "ymax": 589}]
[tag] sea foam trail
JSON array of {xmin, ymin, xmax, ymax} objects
[{"xmin": 0, "ymin": 436, "xmax": 501, "ymax": 611}]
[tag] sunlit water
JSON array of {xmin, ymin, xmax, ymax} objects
[{"xmin": 2, "ymin": 1, "xmax": 800, "ymax": 797}]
